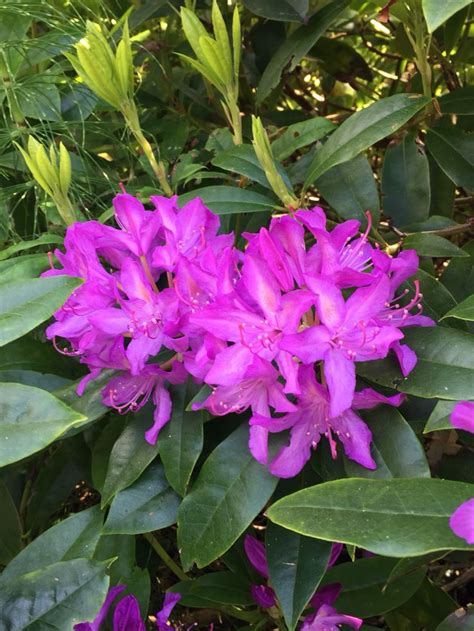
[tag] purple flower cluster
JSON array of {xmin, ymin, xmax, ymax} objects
[{"xmin": 46, "ymin": 192, "xmax": 433, "ymax": 476}]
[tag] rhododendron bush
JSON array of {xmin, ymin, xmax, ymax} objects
[{"xmin": 0, "ymin": 0, "xmax": 473, "ymax": 629}]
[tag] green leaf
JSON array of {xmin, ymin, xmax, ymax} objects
[
  {"xmin": 0, "ymin": 559, "xmax": 109, "ymax": 630},
  {"xmin": 426, "ymin": 127, "xmax": 474, "ymax": 192},
  {"xmin": 243, "ymin": 0, "xmax": 308, "ymax": 21},
  {"xmin": 403, "ymin": 269, "xmax": 457, "ymax": 322},
  {"xmin": 0, "ymin": 479, "xmax": 21, "ymax": 566},
  {"xmin": 2, "ymin": 506, "xmax": 103, "ymax": 580},
  {"xmin": 169, "ymin": 572, "xmax": 253, "ymax": 607},
  {"xmin": 437, "ymin": 606, "xmax": 474, "ymax": 630},
  {"xmin": 0, "ymin": 383, "xmax": 86, "ymax": 466},
  {"xmin": 178, "ymin": 424, "xmax": 278, "ymax": 570},
  {"xmin": 159, "ymin": 380, "xmax": 204, "ymax": 496},
  {"xmin": 178, "ymin": 186, "xmax": 277, "ymax": 215},
  {"xmin": 16, "ymin": 75, "xmax": 62, "ymax": 122},
  {"xmin": 357, "ymin": 327, "xmax": 474, "ymax": 400},
  {"xmin": 428, "ymin": 155, "xmax": 455, "ymax": 217},
  {"xmin": 322, "ymin": 556, "xmax": 426, "ymax": 617},
  {"xmin": 271, "ymin": 118, "xmax": 335, "ymax": 161},
  {"xmin": 103, "ymin": 461, "xmax": 180, "ymax": 535},
  {"xmin": 403, "ymin": 233, "xmax": 468, "ymax": 258},
  {"xmin": 423, "ymin": 400, "xmax": 456, "ymax": 433},
  {"xmin": 393, "ymin": 578, "xmax": 457, "ymax": 629},
  {"xmin": 0, "ymin": 337, "xmax": 81, "ymax": 378},
  {"xmin": 266, "ymin": 523, "xmax": 332, "ymax": 631},
  {"xmin": 438, "ymin": 86, "xmax": 474, "ymax": 116},
  {"xmin": 422, "ymin": 0, "xmax": 472, "ymax": 32},
  {"xmin": 100, "ymin": 406, "xmax": 160, "ymax": 507},
  {"xmin": 0, "ymin": 275, "xmax": 82, "ymax": 347},
  {"xmin": 316, "ymin": 154, "xmax": 380, "ymax": 224},
  {"xmin": 257, "ymin": 0, "xmax": 349, "ymax": 104},
  {"xmin": 442, "ymin": 294, "xmax": 474, "ymax": 322},
  {"xmin": 344, "ymin": 408, "xmax": 430, "ymax": 479},
  {"xmin": 0, "ymin": 234, "xmax": 64, "ymax": 261},
  {"xmin": 267, "ymin": 478, "xmax": 474, "ymax": 557},
  {"xmin": 442, "ymin": 241, "xmax": 474, "ymax": 303},
  {"xmin": 212, "ymin": 144, "xmax": 272, "ymax": 189},
  {"xmin": 305, "ymin": 95, "xmax": 429, "ymax": 188},
  {"xmin": 0, "ymin": 254, "xmax": 49, "ymax": 283},
  {"xmin": 381, "ymin": 134, "xmax": 431, "ymax": 227},
  {"xmin": 53, "ymin": 371, "xmax": 112, "ymax": 431}
]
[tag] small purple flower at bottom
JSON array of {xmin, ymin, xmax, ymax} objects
[
  {"xmin": 449, "ymin": 498, "xmax": 474, "ymax": 545},
  {"xmin": 74, "ymin": 585, "xmax": 145, "ymax": 631},
  {"xmin": 300, "ymin": 583, "xmax": 362, "ymax": 630}
]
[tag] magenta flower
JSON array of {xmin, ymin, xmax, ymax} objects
[
  {"xmin": 449, "ymin": 498, "xmax": 474, "ymax": 545},
  {"xmin": 300, "ymin": 583, "xmax": 362, "ymax": 631},
  {"xmin": 450, "ymin": 401, "xmax": 474, "ymax": 434},
  {"xmin": 74, "ymin": 585, "xmax": 145, "ymax": 631}
]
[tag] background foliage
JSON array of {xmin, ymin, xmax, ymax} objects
[{"xmin": 0, "ymin": 0, "xmax": 473, "ymax": 629}]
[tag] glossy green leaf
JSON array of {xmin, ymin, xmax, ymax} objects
[
  {"xmin": 442, "ymin": 294, "xmax": 474, "ymax": 322},
  {"xmin": 53, "ymin": 371, "xmax": 112, "ymax": 431},
  {"xmin": 316, "ymin": 154, "xmax": 380, "ymax": 224},
  {"xmin": 0, "ymin": 479, "xmax": 21, "ymax": 566},
  {"xmin": 422, "ymin": 0, "xmax": 472, "ymax": 32},
  {"xmin": 437, "ymin": 606, "xmax": 474, "ymax": 630},
  {"xmin": 212, "ymin": 144, "xmax": 289, "ymax": 190},
  {"xmin": 159, "ymin": 380, "xmax": 205, "ymax": 496},
  {"xmin": 403, "ymin": 233, "xmax": 468, "ymax": 258},
  {"xmin": 2, "ymin": 506, "xmax": 103, "ymax": 580},
  {"xmin": 103, "ymin": 462, "xmax": 180, "ymax": 535},
  {"xmin": 257, "ymin": 0, "xmax": 349, "ymax": 104},
  {"xmin": 357, "ymin": 327, "xmax": 474, "ymax": 400},
  {"xmin": 266, "ymin": 523, "xmax": 332, "ymax": 631},
  {"xmin": 267, "ymin": 478, "xmax": 474, "ymax": 557},
  {"xmin": 403, "ymin": 269, "xmax": 457, "ymax": 322},
  {"xmin": 0, "ymin": 559, "xmax": 109, "ymax": 630},
  {"xmin": 178, "ymin": 186, "xmax": 277, "ymax": 214},
  {"xmin": 381, "ymin": 134, "xmax": 430, "ymax": 227},
  {"xmin": 426, "ymin": 127, "xmax": 474, "ymax": 192},
  {"xmin": 0, "ymin": 383, "xmax": 86, "ymax": 466},
  {"xmin": 243, "ymin": 0, "xmax": 308, "ymax": 21},
  {"xmin": 0, "ymin": 235, "xmax": 64, "ymax": 261},
  {"xmin": 438, "ymin": 86, "xmax": 474, "ymax": 116},
  {"xmin": 0, "ymin": 336, "xmax": 81, "ymax": 378},
  {"xmin": 428, "ymin": 155, "xmax": 455, "ymax": 217},
  {"xmin": 100, "ymin": 406, "xmax": 160, "ymax": 506},
  {"xmin": 442, "ymin": 241, "xmax": 474, "ymax": 303},
  {"xmin": 178, "ymin": 424, "xmax": 278, "ymax": 570},
  {"xmin": 271, "ymin": 118, "xmax": 335, "ymax": 161},
  {"xmin": 322, "ymin": 556, "xmax": 426, "ymax": 617},
  {"xmin": 344, "ymin": 408, "xmax": 430, "ymax": 479},
  {"xmin": 423, "ymin": 400, "xmax": 456, "ymax": 433},
  {"xmin": 0, "ymin": 276, "xmax": 82, "ymax": 347},
  {"xmin": 305, "ymin": 95, "xmax": 429, "ymax": 188},
  {"xmin": 0, "ymin": 254, "xmax": 49, "ymax": 283},
  {"xmin": 169, "ymin": 572, "xmax": 254, "ymax": 607}
]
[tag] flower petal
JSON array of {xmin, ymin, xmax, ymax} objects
[
  {"xmin": 450, "ymin": 401, "xmax": 474, "ymax": 434},
  {"xmin": 450, "ymin": 498, "xmax": 474, "ymax": 544},
  {"xmin": 244, "ymin": 535, "xmax": 269, "ymax": 578},
  {"xmin": 324, "ymin": 350, "xmax": 355, "ymax": 418}
]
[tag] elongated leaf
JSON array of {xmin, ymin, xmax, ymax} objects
[
  {"xmin": 0, "ymin": 383, "xmax": 86, "ymax": 466},
  {"xmin": 0, "ymin": 254, "xmax": 49, "ymax": 283},
  {"xmin": 100, "ymin": 406, "xmax": 160, "ymax": 506},
  {"xmin": 322, "ymin": 556, "xmax": 426, "ymax": 617},
  {"xmin": 267, "ymin": 478, "xmax": 474, "ymax": 557},
  {"xmin": 0, "ymin": 276, "xmax": 81, "ymax": 347},
  {"xmin": 178, "ymin": 424, "xmax": 278, "ymax": 570},
  {"xmin": 438, "ymin": 86, "xmax": 474, "ymax": 116},
  {"xmin": 423, "ymin": 400, "xmax": 456, "ymax": 433},
  {"xmin": 2, "ymin": 506, "xmax": 103, "ymax": 580},
  {"xmin": 271, "ymin": 118, "xmax": 335, "ymax": 161},
  {"xmin": 403, "ymin": 234, "xmax": 468, "ymax": 258},
  {"xmin": 266, "ymin": 523, "xmax": 332, "ymax": 631},
  {"xmin": 178, "ymin": 186, "xmax": 277, "ymax": 215},
  {"xmin": 103, "ymin": 462, "xmax": 180, "ymax": 534},
  {"xmin": 169, "ymin": 572, "xmax": 253, "ymax": 607},
  {"xmin": 357, "ymin": 327, "xmax": 474, "ymax": 400},
  {"xmin": 425, "ymin": 127, "xmax": 474, "ymax": 192},
  {"xmin": 381, "ymin": 134, "xmax": 430, "ymax": 227},
  {"xmin": 305, "ymin": 95, "xmax": 429, "ymax": 188},
  {"xmin": 344, "ymin": 408, "xmax": 430, "ymax": 479},
  {"xmin": 403, "ymin": 269, "xmax": 457, "ymax": 322},
  {"xmin": 0, "ymin": 479, "xmax": 21, "ymax": 566},
  {"xmin": 257, "ymin": 0, "xmax": 349, "ymax": 104},
  {"xmin": 422, "ymin": 0, "xmax": 472, "ymax": 32},
  {"xmin": 316, "ymin": 154, "xmax": 380, "ymax": 224},
  {"xmin": 212, "ymin": 144, "xmax": 271, "ymax": 189},
  {"xmin": 442, "ymin": 294, "xmax": 474, "ymax": 322},
  {"xmin": 159, "ymin": 380, "xmax": 204, "ymax": 496},
  {"xmin": 0, "ymin": 234, "xmax": 64, "ymax": 261},
  {"xmin": 243, "ymin": 0, "xmax": 308, "ymax": 21},
  {"xmin": 0, "ymin": 559, "xmax": 109, "ymax": 630}
]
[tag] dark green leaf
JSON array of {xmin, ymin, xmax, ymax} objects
[
  {"xmin": 442, "ymin": 241, "xmax": 474, "ymax": 303},
  {"xmin": 266, "ymin": 523, "xmax": 332, "ymax": 631},
  {"xmin": 0, "ymin": 559, "xmax": 109, "ymax": 630},
  {"xmin": 422, "ymin": 0, "xmax": 472, "ymax": 32},
  {"xmin": 0, "ymin": 337, "xmax": 81, "ymax": 378},
  {"xmin": 403, "ymin": 269, "xmax": 457, "ymax": 322},
  {"xmin": 212, "ymin": 144, "xmax": 281, "ymax": 190},
  {"xmin": 438, "ymin": 86, "xmax": 474, "ymax": 116},
  {"xmin": 2, "ymin": 506, "xmax": 103, "ymax": 580},
  {"xmin": 178, "ymin": 186, "xmax": 277, "ymax": 215},
  {"xmin": 382, "ymin": 134, "xmax": 431, "ymax": 227},
  {"xmin": 316, "ymin": 154, "xmax": 380, "ymax": 224},
  {"xmin": 0, "ymin": 276, "xmax": 82, "ymax": 347},
  {"xmin": 169, "ymin": 572, "xmax": 253, "ymax": 607},
  {"xmin": 243, "ymin": 0, "xmax": 308, "ymax": 21},
  {"xmin": 178, "ymin": 424, "xmax": 278, "ymax": 570},
  {"xmin": 394, "ymin": 578, "xmax": 457, "ymax": 629},
  {"xmin": 428, "ymin": 155, "xmax": 455, "ymax": 217},
  {"xmin": 159, "ymin": 380, "xmax": 205, "ymax": 496},
  {"xmin": 305, "ymin": 95, "xmax": 429, "ymax": 188},
  {"xmin": 426, "ymin": 127, "xmax": 474, "ymax": 192},
  {"xmin": 0, "ymin": 383, "xmax": 86, "ymax": 466},
  {"xmin": 0, "ymin": 235, "xmax": 64, "ymax": 261},
  {"xmin": 257, "ymin": 0, "xmax": 349, "ymax": 104},
  {"xmin": 271, "ymin": 118, "xmax": 335, "ymax": 161},
  {"xmin": 310, "ymin": 37, "xmax": 373, "ymax": 83},
  {"xmin": 357, "ymin": 327, "xmax": 474, "ymax": 400},
  {"xmin": 322, "ymin": 556, "xmax": 426, "ymax": 617},
  {"xmin": 103, "ymin": 461, "xmax": 180, "ymax": 535},
  {"xmin": 442, "ymin": 294, "xmax": 474, "ymax": 321},
  {"xmin": 267, "ymin": 478, "xmax": 474, "ymax": 557},
  {"xmin": 423, "ymin": 400, "xmax": 455, "ymax": 433},
  {"xmin": 437, "ymin": 606, "xmax": 474, "ymax": 630},
  {"xmin": 403, "ymin": 234, "xmax": 468, "ymax": 258},
  {"xmin": 0, "ymin": 479, "xmax": 21, "ymax": 566}
]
